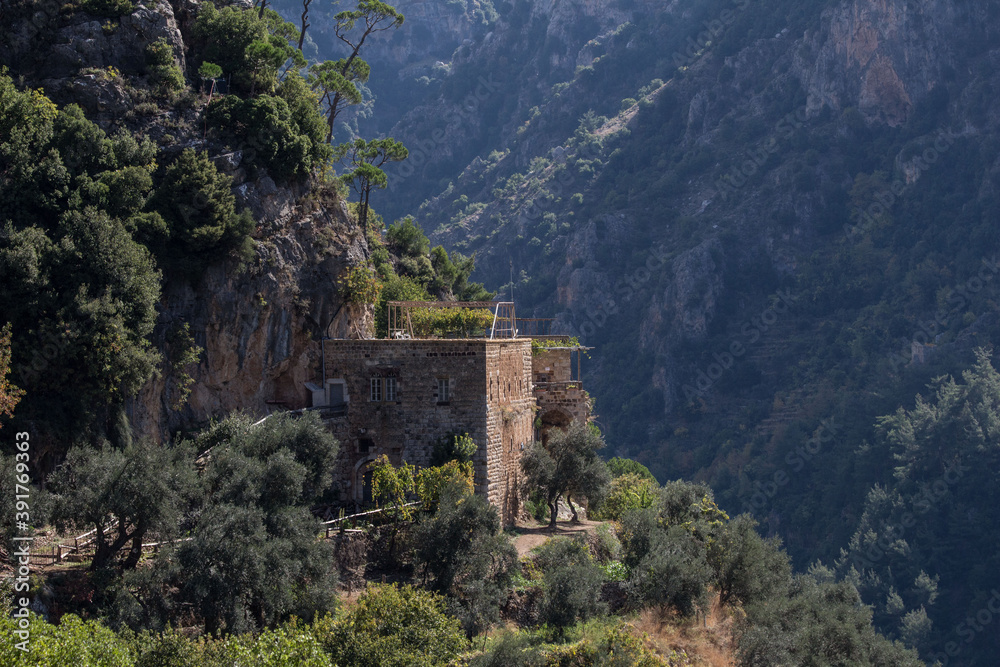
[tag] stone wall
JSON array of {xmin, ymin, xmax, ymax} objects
[
  {"xmin": 323, "ymin": 338, "xmax": 533, "ymax": 524},
  {"xmin": 485, "ymin": 341, "xmax": 535, "ymax": 524},
  {"xmin": 532, "ymin": 347, "xmax": 591, "ymax": 438},
  {"xmin": 532, "ymin": 347, "xmax": 573, "ymax": 384}
]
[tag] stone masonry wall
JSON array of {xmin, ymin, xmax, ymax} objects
[
  {"xmin": 532, "ymin": 347, "xmax": 573, "ymax": 383},
  {"xmin": 532, "ymin": 347, "xmax": 592, "ymax": 437},
  {"xmin": 323, "ymin": 339, "xmax": 532, "ymax": 524},
  {"xmin": 484, "ymin": 340, "xmax": 534, "ymax": 524}
]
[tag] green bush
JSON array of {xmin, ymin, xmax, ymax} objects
[
  {"xmin": 626, "ymin": 525, "xmax": 713, "ymax": 617},
  {"xmin": 534, "ymin": 537, "xmax": 607, "ymax": 631},
  {"xmin": 193, "ymin": 3, "xmax": 299, "ymax": 97},
  {"xmin": 605, "ymin": 456, "xmax": 656, "ymax": 480},
  {"xmin": 151, "ymin": 148, "xmax": 253, "ymax": 257},
  {"xmin": 145, "ymin": 39, "xmax": 185, "ymax": 94},
  {"xmin": 314, "ymin": 584, "xmax": 468, "ymax": 667},
  {"xmin": 81, "ymin": 0, "xmax": 135, "ymax": 17},
  {"xmin": 0, "ymin": 613, "xmax": 136, "ymax": 665},
  {"xmin": 589, "ymin": 472, "xmax": 657, "ymax": 521},
  {"xmin": 207, "ymin": 94, "xmax": 322, "ymax": 181}
]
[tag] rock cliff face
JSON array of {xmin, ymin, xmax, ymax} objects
[
  {"xmin": 797, "ymin": 0, "xmax": 957, "ymax": 125},
  {"xmin": 1, "ymin": 0, "xmax": 375, "ymax": 442},
  {"xmin": 130, "ymin": 177, "xmax": 373, "ymax": 442},
  {"xmin": 373, "ymin": 0, "xmax": 1000, "ymax": 461}
]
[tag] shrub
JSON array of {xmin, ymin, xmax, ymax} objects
[
  {"xmin": 605, "ymin": 456, "xmax": 656, "ymax": 480},
  {"xmin": 0, "ymin": 613, "xmax": 136, "ymax": 665},
  {"xmin": 412, "ymin": 483, "xmax": 518, "ymax": 635},
  {"xmin": 314, "ymin": 584, "xmax": 469, "ymax": 667},
  {"xmin": 81, "ymin": 0, "xmax": 135, "ymax": 17},
  {"xmin": 534, "ymin": 537, "xmax": 606, "ymax": 631},
  {"xmin": 146, "ymin": 39, "xmax": 185, "ymax": 94},
  {"xmin": 207, "ymin": 94, "xmax": 320, "ymax": 181},
  {"xmin": 589, "ymin": 472, "xmax": 657, "ymax": 521},
  {"xmin": 152, "ymin": 148, "xmax": 253, "ymax": 257},
  {"xmin": 339, "ymin": 264, "xmax": 382, "ymax": 305},
  {"xmin": 627, "ymin": 526, "xmax": 713, "ymax": 617}
]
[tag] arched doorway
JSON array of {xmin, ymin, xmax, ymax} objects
[{"xmin": 538, "ymin": 408, "xmax": 572, "ymax": 444}]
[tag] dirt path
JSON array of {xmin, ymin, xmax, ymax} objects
[{"xmin": 510, "ymin": 518, "xmax": 604, "ymax": 556}]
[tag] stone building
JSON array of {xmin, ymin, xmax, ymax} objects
[
  {"xmin": 308, "ymin": 302, "xmax": 591, "ymax": 525},
  {"xmin": 532, "ymin": 345, "xmax": 592, "ymax": 441}
]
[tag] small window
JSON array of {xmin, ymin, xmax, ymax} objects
[
  {"xmin": 358, "ymin": 438, "xmax": 373, "ymax": 455},
  {"xmin": 437, "ymin": 377, "xmax": 451, "ymax": 403},
  {"xmin": 385, "ymin": 376, "xmax": 398, "ymax": 402},
  {"xmin": 370, "ymin": 377, "xmax": 382, "ymax": 402}
]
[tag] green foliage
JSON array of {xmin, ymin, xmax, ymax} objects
[
  {"xmin": 412, "ymin": 482, "xmax": 517, "ymax": 635},
  {"xmin": 626, "ymin": 525, "xmax": 713, "ymax": 617},
  {"xmin": 710, "ymin": 514, "xmax": 791, "ymax": 608},
  {"xmin": 605, "ymin": 456, "xmax": 656, "ymax": 481},
  {"xmin": 197, "ymin": 61, "xmax": 223, "ymax": 84},
  {"xmin": 168, "ymin": 412, "xmax": 339, "ymax": 634},
  {"xmin": 207, "ymin": 93, "xmax": 329, "ymax": 181},
  {"xmin": 369, "ymin": 453, "xmax": 416, "ymax": 519},
  {"xmin": 415, "ymin": 459, "xmax": 474, "ymax": 510},
  {"xmin": 339, "ymin": 264, "xmax": 381, "ymax": 305},
  {"xmin": 373, "ymin": 216, "xmax": 494, "ymax": 337},
  {"xmin": 520, "ymin": 421, "xmax": 610, "ymax": 527},
  {"xmin": 74, "ymin": 412, "xmax": 341, "ymax": 634},
  {"xmin": 406, "ymin": 306, "xmax": 495, "ymax": 338},
  {"xmin": 737, "ymin": 576, "xmax": 924, "ymax": 666},
  {"xmin": 81, "ymin": 0, "xmax": 135, "ymax": 17},
  {"xmin": 167, "ymin": 323, "xmax": 202, "ymax": 410},
  {"xmin": 314, "ymin": 584, "xmax": 468, "ymax": 667},
  {"xmin": 589, "ymin": 472, "xmax": 658, "ymax": 521},
  {"xmin": 51, "ymin": 438, "xmax": 198, "ymax": 571},
  {"xmin": 835, "ymin": 349, "xmax": 1000, "ymax": 659},
  {"xmin": 151, "ymin": 148, "xmax": 253, "ymax": 258},
  {"xmin": 0, "ymin": 322, "xmax": 24, "ymax": 424},
  {"xmin": 533, "ymin": 537, "xmax": 606, "ymax": 631},
  {"xmin": 193, "ymin": 3, "xmax": 300, "ymax": 97},
  {"xmin": 374, "ymin": 273, "xmax": 430, "ymax": 337},
  {"xmin": 0, "ymin": 613, "xmax": 136, "ymax": 665},
  {"xmin": 338, "ymin": 138, "xmax": 408, "ymax": 228},
  {"xmin": 530, "ymin": 337, "xmax": 581, "ymax": 354},
  {"xmin": 1, "ymin": 206, "xmax": 162, "ymax": 432},
  {"xmin": 386, "ymin": 216, "xmax": 430, "ymax": 258},
  {"xmin": 145, "ymin": 39, "xmax": 185, "ymax": 95},
  {"xmin": 430, "ymin": 432, "xmax": 477, "ymax": 466}
]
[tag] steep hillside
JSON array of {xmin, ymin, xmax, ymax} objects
[
  {"xmin": 0, "ymin": 0, "xmax": 375, "ymax": 455},
  {"xmin": 381, "ymin": 0, "xmax": 1000, "ymax": 530},
  {"xmin": 337, "ymin": 0, "xmax": 1000, "ymax": 662}
]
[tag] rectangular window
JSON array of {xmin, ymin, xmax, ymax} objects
[
  {"xmin": 437, "ymin": 377, "xmax": 451, "ymax": 403},
  {"xmin": 370, "ymin": 377, "xmax": 382, "ymax": 402},
  {"xmin": 358, "ymin": 438, "xmax": 372, "ymax": 455},
  {"xmin": 385, "ymin": 376, "xmax": 398, "ymax": 402}
]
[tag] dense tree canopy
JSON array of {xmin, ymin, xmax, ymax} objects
[{"xmin": 521, "ymin": 420, "xmax": 610, "ymax": 527}]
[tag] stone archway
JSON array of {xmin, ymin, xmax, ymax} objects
[
  {"xmin": 538, "ymin": 408, "xmax": 572, "ymax": 444},
  {"xmin": 352, "ymin": 455, "xmax": 378, "ymax": 505}
]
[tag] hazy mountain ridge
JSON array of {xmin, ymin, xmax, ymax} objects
[{"xmin": 358, "ymin": 0, "xmax": 1000, "ymax": 661}]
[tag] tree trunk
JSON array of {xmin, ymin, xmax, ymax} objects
[
  {"xmin": 298, "ymin": 0, "xmax": 311, "ymax": 51},
  {"xmin": 548, "ymin": 495, "xmax": 559, "ymax": 530},
  {"xmin": 91, "ymin": 524, "xmax": 134, "ymax": 571},
  {"xmin": 121, "ymin": 530, "xmax": 144, "ymax": 570},
  {"xmin": 326, "ymin": 99, "xmax": 337, "ymax": 143},
  {"xmin": 567, "ymin": 493, "xmax": 579, "ymax": 523}
]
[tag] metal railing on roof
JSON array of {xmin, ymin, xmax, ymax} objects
[{"xmin": 386, "ymin": 301, "xmax": 517, "ymax": 339}]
